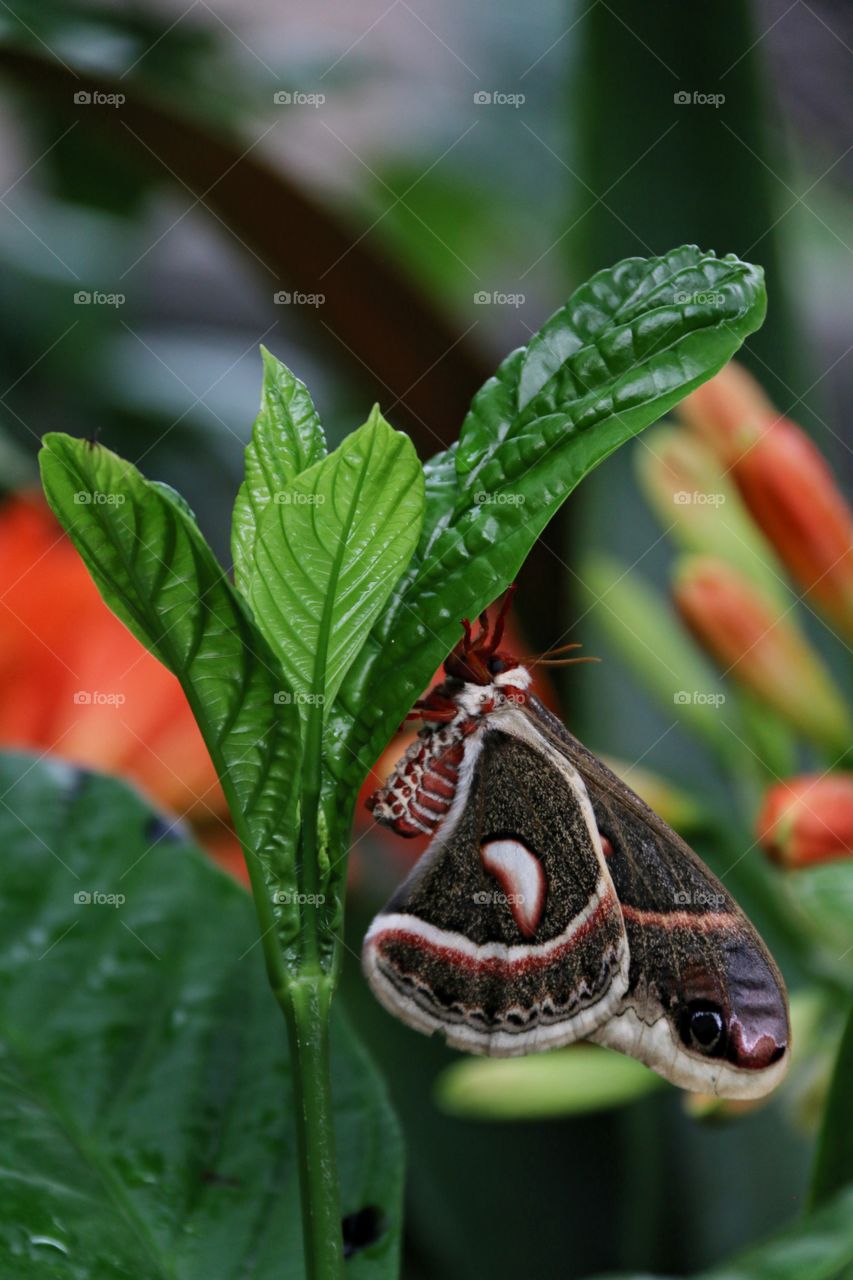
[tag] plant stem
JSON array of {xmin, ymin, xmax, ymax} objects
[
  {"xmin": 279, "ymin": 974, "xmax": 344, "ymax": 1279},
  {"xmin": 278, "ymin": 589, "xmax": 343, "ymax": 1279},
  {"xmin": 223, "ymin": 773, "xmax": 343, "ymax": 1280}
]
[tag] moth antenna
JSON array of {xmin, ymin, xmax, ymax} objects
[
  {"xmin": 460, "ymin": 618, "xmax": 474, "ymax": 648},
  {"xmin": 540, "ymin": 641, "xmax": 584, "ymax": 659}
]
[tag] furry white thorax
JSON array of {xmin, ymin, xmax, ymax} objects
[{"xmin": 452, "ymin": 666, "xmax": 532, "ymax": 719}]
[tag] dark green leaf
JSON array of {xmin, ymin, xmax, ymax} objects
[
  {"xmin": 0, "ymin": 752, "xmax": 402, "ymax": 1279},
  {"xmin": 810, "ymin": 1001, "xmax": 853, "ymax": 1212},
  {"xmin": 232, "ymin": 347, "xmax": 327, "ymax": 593},
  {"xmin": 329, "ymin": 247, "xmax": 766, "ymax": 797},
  {"xmin": 457, "ymin": 246, "xmax": 765, "ymax": 485},
  {"xmin": 38, "ymin": 435, "xmax": 302, "ymax": 945}
]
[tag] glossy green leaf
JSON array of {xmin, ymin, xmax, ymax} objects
[
  {"xmin": 246, "ymin": 405, "xmax": 424, "ymax": 713},
  {"xmin": 810, "ymin": 1000, "xmax": 853, "ymax": 1212},
  {"xmin": 38, "ymin": 434, "xmax": 302, "ymax": 947},
  {"xmin": 457, "ymin": 246, "xmax": 765, "ymax": 484},
  {"xmin": 435, "ymin": 1044, "xmax": 665, "ymax": 1121},
  {"xmin": 0, "ymin": 751, "xmax": 402, "ymax": 1279},
  {"xmin": 592, "ymin": 1184, "xmax": 853, "ymax": 1280},
  {"xmin": 232, "ymin": 346, "xmax": 327, "ymax": 594},
  {"xmin": 329, "ymin": 247, "xmax": 767, "ymax": 798}
]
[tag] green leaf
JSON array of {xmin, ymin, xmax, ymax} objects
[
  {"xmin": 783, "ymin": 863, "xmax": 853, "ymax": 978},
  {"xmin": 810, "ymin": 1001, "xmax": 853, "ymax": 1212},
  {"xmin": 592, "ymin": 1184, "xmax": 853, "ymax": 1280},
  {"xmin": 435, "ymin": 1044, "xmax": 665, "ymax": 1121},
  {"xmin": 0, "ymin": 751, "xmax": 402, "ymax": 1279},
  {"xmin": 457, "ymin": 246, "xmax": 765, "ymax": 484},
  {"xmin": 232, "ymin": 347, "xmax": 327, "ymax": 594},
  {"xmin": 329, "ymin": 247, "xmax": 767, "ymax": 797},
  {"xmin": 246, "ymin": 405, "xmax": 425, "ymax": 712},
  {"xmin": 38, "ymin": 434, "xmax": 302, "ymax": 948}
]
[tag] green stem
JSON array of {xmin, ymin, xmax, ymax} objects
[
  {"xmin": 279, "ymin": 975, "xmax": 343, "ymax": 1279},
  {"xmin": 222, "ymin": 767, "xmax": 343, "ymax": 1280},
  {"xmin": 277, "ymin": 573, "xmax": 345, "ymax": 1278}
]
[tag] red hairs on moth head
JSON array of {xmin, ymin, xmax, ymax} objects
[{"xmin": 443, "ymin": 587, "xmax": 519, "ymax": 685}]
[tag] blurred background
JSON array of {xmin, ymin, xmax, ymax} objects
[{"xmin": 0, "ymin": 1, "xmax": 850, "ymax": 1276}]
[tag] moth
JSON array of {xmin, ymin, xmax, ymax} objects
[{"xmin": 363, "ymin": 593, "xmax": 790, "ymax": 1099}]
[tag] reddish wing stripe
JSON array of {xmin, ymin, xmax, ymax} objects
[
  {"xmin": 370, "ymin": 888, "xmax": 617, "ymax": 976},
  {"xmin": 620, "ymin": 905, "xmax": 739, "ymax": 931}
]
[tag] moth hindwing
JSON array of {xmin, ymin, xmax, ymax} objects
[{"xmin": 363, "ymin": 602, "xmax": 790, "ymax": 1098}]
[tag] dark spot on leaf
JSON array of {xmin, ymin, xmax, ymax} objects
[
  {"xmin": 342, "ymin": 1206, "xmax": 384, "ymax": 1258},
  {"xmin": 200, "ymin": 1168, "xmax": 242, "ymax": 1188},
  {"xmin": 64, "ymin": 766, "xmax": 93, "ymax": 808},
  {"xmin": 144, "ymin": 814, "xmax": 187, "ymax": 845}
]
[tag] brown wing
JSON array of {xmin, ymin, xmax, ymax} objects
[
  {"xmin": 526, "ymin": 696, "xmax": 790, "ymax": 1099},
  {"xmin": 363, "ymin": 726, "xmax": 628, "ymax": 1057}
]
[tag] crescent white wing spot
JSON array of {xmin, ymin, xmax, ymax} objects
[{"xmin": 480, "ymin": 838, "xmax": 546, "ymax": 938}]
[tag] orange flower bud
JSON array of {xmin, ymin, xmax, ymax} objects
[
  {"xmin": 677, "ymin": 362, "xmax": 853, "ymax": 638},
  {"xmin": 673, "ymin": 556, "xmax": 851, "ymax": 751},
  {"xmin": 636, "ymin": 426, "xmax": 785, "ymax": 607},
  {"xmin": 757, "ymin": 773, "xmax": 853, "ymax": 868},
  {"xmin": 676, "ymin": 361, "xmax": 775, "ymax": 465},
  {"xmin": 728, "ymin": 417, "xmax": 853, "ymax": 640}
]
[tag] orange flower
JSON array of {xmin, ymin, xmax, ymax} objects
[
  {"xmin": 728, "ymin": 416, "xmax": 853, "ymax": 640},
  {"xmin": 757, "ymin": 773, "xmax": 853, "ymax": 868},
  {"xmin": 678, "ymin": 362, "xmax": 853, "ymax": 638},
  {"xmin": 0, "ymin": 494, "xmax": 244, "ymax": 879},
  {"xmin": 673, "ymin": 555, "xmax": 850, "ymax": 752},
  {"xmin": 676, "ymin": 360, "xmax": 775, "ymax": 465}
]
